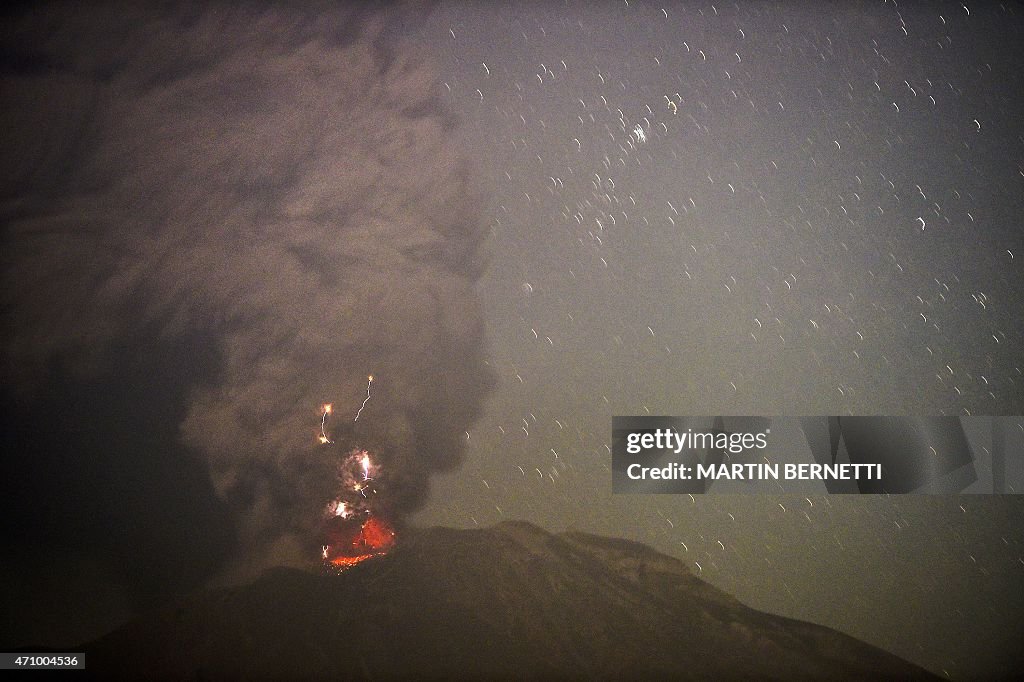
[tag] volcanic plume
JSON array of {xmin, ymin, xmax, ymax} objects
[{"xmin": 1, "ymin": 0, "xmax": 493, "ymax": 579}]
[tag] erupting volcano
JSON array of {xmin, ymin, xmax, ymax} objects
[{"xmin": 318, "ymin": 448, "xmax": 396, "ymax": 572}]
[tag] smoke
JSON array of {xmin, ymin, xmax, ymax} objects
[{"xmin": 1, "ymin": 2, "xmax": 493, "ymax": 576}]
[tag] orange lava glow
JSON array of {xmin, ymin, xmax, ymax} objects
[
  {"xmin": 358, "ymin": 516, "xmax": 395, "ymax": 551},
  {"xmin": 329, "ymin": 553, "xmax": 378, "ymax": 569},
  {"xmin": 321, "ymin": 516, "xmax": 395, "ymax": 573}
]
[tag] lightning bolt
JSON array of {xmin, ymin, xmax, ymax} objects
[
  {"xmin": 354, "ymin": 374, "xmax": 374, "ymax": 422},
  {"xmin": 319, "ymin": 403, "xmax": 333, "ymax": 444}
]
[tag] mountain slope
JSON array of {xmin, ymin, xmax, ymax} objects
[{"xmin": 86, "ymin": 521, "xmax": 938, "ymax": 680}]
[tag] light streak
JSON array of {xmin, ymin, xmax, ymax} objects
[
  {"xmin": 319, "ymin": 403, "xmax": 333, "ymax": 444},
  {"xmin": 361, "ymin": 452, "xmax": 372, "ymax": 481},
  {"xmin": 354, "ymin": 375, "xmax": 374, "ymax": 421}
]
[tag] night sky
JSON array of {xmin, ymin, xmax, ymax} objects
[{"xmin": 2, "ymin": 1, "xmax": 1022, "ymax": 679}]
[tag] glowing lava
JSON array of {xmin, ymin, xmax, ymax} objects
[
  {"xmin": 321, "ymin": 516, "xmax": 395, "ymax": 573},
  {"xmin": 318, "ymin": 447, "xmax": 394, "ymax": 573},
  {"xmin": 356, "ymin": 516, "xmax": 395, "ymax": 551}
]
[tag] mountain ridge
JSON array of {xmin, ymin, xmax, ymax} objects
[{"xmin": 85, "ymin": 520, "xmax": 939, "ymax": 680}]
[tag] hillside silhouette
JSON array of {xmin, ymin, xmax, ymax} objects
[{"xmin": 86, "ymin": 521, "xmax": 939, "ymax": 680}]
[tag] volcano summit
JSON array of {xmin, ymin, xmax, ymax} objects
[{"xmin": 85, "ymin": 521, "xmax": 937, "ymax": 680}]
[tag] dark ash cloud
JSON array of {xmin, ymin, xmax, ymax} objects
[{"xmin": 1, "ymin": 0, "xmax": 494, "ymax": 594}]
